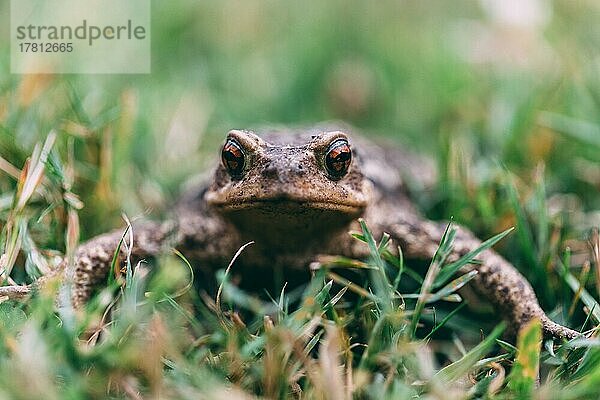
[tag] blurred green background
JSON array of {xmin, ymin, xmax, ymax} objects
[
  {"xmin": 0, "ymin": 1, "xmax": 599, "ymax": 397},
  {"xmin": 0, "ymin": 0, "xmax": 598, "ymax": 249}
]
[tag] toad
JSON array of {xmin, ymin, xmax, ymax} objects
[{"xmin": 49, "ymin": 125, "xmax": 584, "ymax": 339}]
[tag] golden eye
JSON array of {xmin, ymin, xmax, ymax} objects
[
  {"xmin": 221, "ymin": 139, "xmax": 245, "ymax": 177},
  {"xmin": 325, "ymin": 139, "xmax": 351, "ymax": 178}
]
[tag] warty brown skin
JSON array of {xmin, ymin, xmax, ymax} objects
[{"xmin": 67, "ymin": 125, "xmax": 580, "ymax": 340}]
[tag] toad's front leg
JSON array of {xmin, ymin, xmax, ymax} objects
[
  {"xmin": 375, "ymin": 210, "xmax": 580, "ymax": 340},
  {"xmin": 69, "ymin": 220, "xmax": 176, "ymax": 308}
]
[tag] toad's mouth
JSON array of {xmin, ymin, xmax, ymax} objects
[
  {"xmin": 210, "ymin": 197, "xmax": 366, "ymax": 215},
  {"xmin": 211, "ymin": 197, "xmax": 365, "ymax": 248}
]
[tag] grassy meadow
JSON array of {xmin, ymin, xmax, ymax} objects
[{"xmin": 0, "ymin": 0, "xmax": 599, "ymax": 398}]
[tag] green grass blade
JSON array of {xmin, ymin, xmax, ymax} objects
[
  {"xmin": 507, "ymin": 318, "xmax": 542, "ymax": 397},
  {"xmin": 506, "ymin": 175, "xmax": 537, "ymax": 261},
  {"xmin": 433, "ymin": 227, "xmax": 514, "ymax": 289},
  {"xmin": 359, "ymin": 218, "xmax": 393, "ymax": 313},
  {"xmin": 409, "ymin": 222, "xmax": 453, "ymax": 338},
  {"xmin": 423, "ymin": 302, "xmax": 467, "ymax": 340},
  {"xmin": 538, "ymin": 112, "xmax": 600, "ymax": 148},
  {"xmin": 562, "ymin": 267, "xmax": 600, "ymax": 324},
  {"xmin": 435, "ymin": 323, "xmax": 505, "ymax": 383},
  {"xmin": 427, "ymin": 270, "xmax": 478, "ymax": 304}
]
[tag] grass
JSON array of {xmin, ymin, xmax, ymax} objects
[{"xmin": 0, "ymin": 0, "xmax": 599, "ymax": 398}]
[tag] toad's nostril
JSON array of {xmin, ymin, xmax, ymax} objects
[{"xmin": 262, "ymin": 164, "xmax": 278, "ymax": 179}]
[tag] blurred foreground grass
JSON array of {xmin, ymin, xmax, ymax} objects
[{"xmin": 0, "ymin": 0, "xmax": 599, "ymax": 398}]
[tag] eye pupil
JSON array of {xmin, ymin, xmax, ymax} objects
[
  {"xmin": 325, "ymin": 139, "xmax": 351, "ymax": 178},
  {"xmin": 221, "ymin": 139, "xmax": 245, "ymax": 177}
]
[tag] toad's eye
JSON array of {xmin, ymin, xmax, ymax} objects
[
  {"xmin": 221, "ymin": 139, "xmax": 245, "ymax": 177},
  {"xmin": 325, "ymin": 139, "xmax": 352, "ymax": 178}
]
